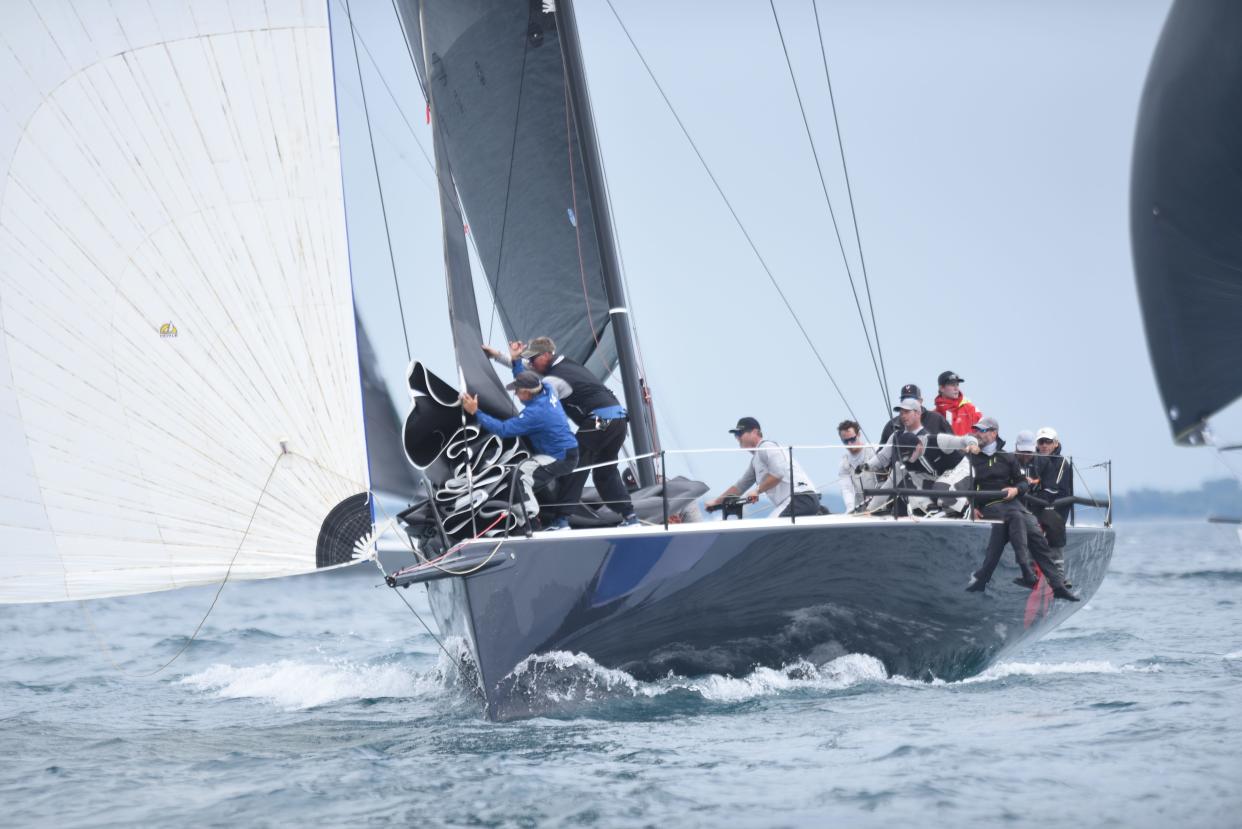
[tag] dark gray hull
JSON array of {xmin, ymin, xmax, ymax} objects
[{"xmin": 424, "ymin": 516, "xmax": 1113, "ymax": 719}]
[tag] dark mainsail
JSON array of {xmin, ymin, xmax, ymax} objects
[
  {"xmin": 1131, "ymin": 0, "xmax": 1242, "ymax": 445},
  {"xmin": 396, "ymin": 0, "xmax": 617, "ymax": 376}
]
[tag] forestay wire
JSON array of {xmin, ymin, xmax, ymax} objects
[
  {"xmin": 342, "ymin": 0, "xmax": 412, "ymax": 362},
  {"xmin": 603, "ymin": 0, "xmax": 862, "ymax": 427}
]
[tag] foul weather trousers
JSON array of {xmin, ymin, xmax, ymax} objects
[
  {"xmin": 520, "ymin": 448, "xmax": 580, "ymax": 520},
  {"xmin": 557, "ymin": 418, "xmax": 634, "ymax": 518},
  {"xmin": 974, "ymin": 501, "xmax": 1071, "ymax": 590}
]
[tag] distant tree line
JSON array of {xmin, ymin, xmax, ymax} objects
[{"xmin": 1111, "ymin": 477, "xmax": 1242, "ymax": 519}]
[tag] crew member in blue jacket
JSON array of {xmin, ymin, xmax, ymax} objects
[{"xmin": 461, "ymin": 372, "xmax": 579, "ymax": 531}]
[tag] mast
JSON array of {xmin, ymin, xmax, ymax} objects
[{"xmin": 556, "ymin": 0, "xmax": 657, "ymax": 486}]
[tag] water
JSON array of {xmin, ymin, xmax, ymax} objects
[{"xmin": 2, "ymin": 522, "xmax": 1240, "ymax": 827}]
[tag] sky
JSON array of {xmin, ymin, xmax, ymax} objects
[{"xmin": 330, "ymin": 0, "xmax": 1242, "ymax": 500}]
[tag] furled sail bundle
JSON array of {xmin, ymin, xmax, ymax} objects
[
  {"xmin": 1131, "ymin": 0, "xmax": 1242, "ymax": 445},
  {"xmin": 0, "ymin": 1, "xmax": 369, "ymax": 602}
]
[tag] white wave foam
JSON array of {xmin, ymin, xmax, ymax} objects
[
  {"xmin": 503, "ymin": 652, "xmax": 1163, "ymax": 712},
  {"xmin": 958, "ymin": 660, "xmax": 1161, "ymax": 684},
  {"xmin": 179, "ymin": 658, "xmax": 439, "ymax": 709},
  {"xmin": 1224, "ymin": 651, "xmax": 1242, "ymax": 661},
  {"xmin": 680, "ymin": 654, "xmax": 889, "ymax": 701},
  {"xmin": 505, "ymin": 651, "xmax": 890, "ymax": 705}
]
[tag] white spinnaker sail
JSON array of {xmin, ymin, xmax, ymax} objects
[{"xmin": 0, "ymin": 0, "xmax": 367, "ymax": 603}]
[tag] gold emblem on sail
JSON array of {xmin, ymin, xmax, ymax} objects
[{"xmin": 159, "ymin": 322, "xmax": 178, "ymax": 338}]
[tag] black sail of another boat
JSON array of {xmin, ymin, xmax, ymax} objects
[{"xmin": 1131, "ymin": 0, "xmax": 1242, "ymax": 445}]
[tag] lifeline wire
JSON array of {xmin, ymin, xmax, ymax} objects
[
  {"xmin": 770, "ymin": 0, "xmax": 888, "ymax": 419},
  {"xmin": 604, "ymin": 0, "xmax": 861, "ymax": 427},
  {"xmin": 341, "ymin": 0, "xmax": 412, "ymax": 362}
]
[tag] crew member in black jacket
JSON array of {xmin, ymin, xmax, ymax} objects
[
  {"xmin": 965, "ymin": 417, "xmax": 1078, "ymax": 600},
  {"xmin": 1028, "ymin": 426, "xmax": 1074, "ymax": 571},
  {"xmin": 877, "ymin": 383, "xmax": 969, "ymax": 514},
  {"xmin": 485, "ymin": 337, "xmax": 638, "ymax": 526}
]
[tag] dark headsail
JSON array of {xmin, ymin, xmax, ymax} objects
[
  {"xmin": 396, "ymin": 0, "xmax": 617, "ymax": 374},
  {"xmin": 1131, "ymin": 0, "xmax": 1242, "ymax": 445}
]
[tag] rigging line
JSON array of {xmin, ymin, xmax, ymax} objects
[
  {"xmin": 484, "ymin": 20, "xmax": 534, "ymax": 347},
  {"xmin": 391, "ymin": 576, "xmax": 465, "ymax": 675},
  {"xmin": 603, "ymin": 0, "xmax": 861, "ymax": 425},
  {"xmin": 589, "ymin": 111, "xmax": 663, "ymax": 452},
  {"xmin": 812, "ymin": 0, "xmax": 889, "ymax": 401},
  {"xmin": 560, "ymin": 60, "xmax": 602, "ymax": 348},
  {"xmin": 79, "ymin": 451, "xmax": 286, "ymax": 678},
  {"xmin": 343, "ymin": 0, "xmax": 411, "ymax": 362},
  {"xmin": 553, "ymin": 12, "xmax": 660, "ymax": 449},
  {"xmin": 769, "ymin": 0, "xmax": 887, "ymax": 417}
]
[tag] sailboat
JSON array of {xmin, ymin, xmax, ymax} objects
[
  {"xmin": 0, "ymin": 0, "xmax": 1113, "ymax": 720},
  {"xmin": 384, "ymin": 1, "xmax": 1114, "ymax": 718},
  {"xmin": 1131, "ymin": 0, "xmax": 1242, "ymax": 524}
]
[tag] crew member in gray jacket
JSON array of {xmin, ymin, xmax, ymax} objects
[{"xmin": 706, "ymin": 417, "xmax": 825, "ymax": 517}]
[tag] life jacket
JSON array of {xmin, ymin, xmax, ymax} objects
[
  {"xmin": 543, "ymin": 356, "xmax": 624, "ymax": 426},
  {"xmin": 934, "ymin": 394, "xmax": 982, "ymax": 436}
]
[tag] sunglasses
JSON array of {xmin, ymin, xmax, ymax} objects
[
  {"xmin": 1037, "ymin": 438, "xmax": 1054, "ymax": 445},
  {"xmin": 841, "ymin": 435, "xmax": 859, "ymax": 444}
]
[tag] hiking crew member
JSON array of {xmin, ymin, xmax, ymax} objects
[
  {"xmin": 933, "ymin": 370, "xmax": 982, "ymax": 436},
  {"xmin": 877, "ymin": 385, "xmax": 966, "ymax": 495},
  {"xmin": 964, "ymin": 417, "xmax": 1079, "ymax": 600},
  {"xmin": 1029, "ymin": 426, "xmax": 1074, "ymax": 571},
  {"xmin": 462, "ymin": 371, "xmax": 579, "ymax": 531},
  {"xmin": 838, "ymin": 419, "xmax": 885, "ymax": 513},
  {"xmin": 707, "ymin": 417, "xmax": 824, "ymax": 517},
  {"xmin": 485, "ymin": 337, "xmax": 639, "ymax": 527},
  {"xmin": 872, "ymin": 397, "xmax": 976, "ymax": 516}
]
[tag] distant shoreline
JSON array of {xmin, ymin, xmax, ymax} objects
[{"xmin": 1111, "ymin": 478, "xmax": 1241, "ymax": 519}]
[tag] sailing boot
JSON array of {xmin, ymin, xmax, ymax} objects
[{"xmin": 1051, "ymin": 546, "xmax": 1072, "ymax": 588}]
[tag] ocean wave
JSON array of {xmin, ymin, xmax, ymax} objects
[
  {"xmin": 178, "ymin": 654, "xmax": 452, "ymax": 710},
  {"xmin": 500, "ymin": 652, "xmax": 1163, "ymax": 715},
  {"xmin": 504, "ymin": 652, "xmax": 892, "ymax": 710},
  {"xmin": 958, "ymin": 660, "xmax": 1162, "ymax": 682},
  {"xmin": 178, "ymin": 648, "xmax": 1164, "ymax": 715}
]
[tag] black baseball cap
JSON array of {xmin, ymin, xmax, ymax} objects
[
  {"xmin": 938, "ymin": 371, "xmax": 965, "ymax": 385},
  {"xmin": 899, "ymin": 383, "xmax": 921, "ymax": 400},
  {"xmin": 728, "ymin": 416, "xmax": 761, "ymax": 435},
  {"xmin": 505, "ymin": 371, "xmax": 544, "ymax": 392}
]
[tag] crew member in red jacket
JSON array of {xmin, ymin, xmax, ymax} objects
[{"xmin": 933, "ymin": 370, "xmax": 982, "ymax": 436}]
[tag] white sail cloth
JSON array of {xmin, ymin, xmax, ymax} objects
[{"xmin": 0, "ymin": 1, "xmax": 366, "ymax": 603}]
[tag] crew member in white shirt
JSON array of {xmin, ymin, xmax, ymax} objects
[
  {"xmin": 837, "ymin": 419, "xmax": 885, "ymax": 513},
  {"xmin": 706, "ymin": 417, "xmax": 825, "ymax": 517}
]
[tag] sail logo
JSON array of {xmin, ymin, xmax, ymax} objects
[{"xmin": 159, "ymin": 322, "xmax": 178, "ymax": 339}]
